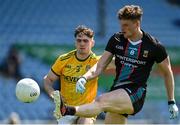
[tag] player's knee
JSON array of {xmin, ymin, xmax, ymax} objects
[
  {"xmin": 95, "ymin": 95, "xmax": 107, "ymax": 109},
  {"xmin": 95, "ymin": 95, "xmax": 103, "ymax": 103}
]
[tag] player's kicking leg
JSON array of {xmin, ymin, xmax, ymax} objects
[
  {"xmin": 54, "ymin": 89, "xmax": 134, "ymax": 117},
  {"xmin": 53, "ymin": 86, "xmax": 146, "ymax": 124},
  {"xmin": 75, "ymin": 89, "xmax": 134, "ymax": 117}
]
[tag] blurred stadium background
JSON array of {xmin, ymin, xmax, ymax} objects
[{"xmin": 0, "ymin": 0, "xmax": 180, "ymax": 124}]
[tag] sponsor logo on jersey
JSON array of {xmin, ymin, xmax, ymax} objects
[
  {"xmin": 64, "ymin": 76, "xmax": 78, "ymax": 83},
  {"xmin": 116, "ymin": 55, "xmax": 146, "ymax": 65}
]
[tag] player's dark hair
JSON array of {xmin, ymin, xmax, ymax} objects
[
  {"xmin": 117, "ymin": 5, "xmax": 143, "ymax": 21},
  {"xmin": 74, "ymin": 25, "xmax": 94, "ymax": 38}
]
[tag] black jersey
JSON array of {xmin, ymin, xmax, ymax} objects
[{"xmin": 105, "ymin": 30, "xmax": 167, "ymax": 87}]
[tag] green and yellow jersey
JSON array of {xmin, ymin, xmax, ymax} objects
[{"xmin": 51, "ymin": 50, "xmax": 100, "ymax": 106}]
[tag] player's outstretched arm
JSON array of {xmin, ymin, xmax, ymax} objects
[
  {"xmin": 84, "ymin": 51, "xmax": 113, "ymax": 80},
  {"xmin": 76, "ymin": 51, "xmax": 113, "ymax": 93},
  {"xmin": 157, "ymin": 56, "xmax": 179, "ymax": 119}
]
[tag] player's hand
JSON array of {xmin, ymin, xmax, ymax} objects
[
  {"xmin": 52, "ymin": 90, "xmax": 61, "ymax": 120},
  {"xmin": 76, "ymin": 77, "xmax": 87, "ymax": 94},
  {"xmin": 168, "ymin": 101, "xmax": 179, "ymax": 119}
]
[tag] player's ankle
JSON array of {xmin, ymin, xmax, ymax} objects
[
  {"xmin": 59, "ymin": 93, "xmax": 76, "ymax": 116},
  {"xmin": 63, "ymin": 106, "xmax": 76, "ymax": 116},
  {"xmin": 60, "ymin": 105, "xmax": 67, "ymax": 116}
]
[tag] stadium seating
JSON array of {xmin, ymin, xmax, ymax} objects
[{"xmin": 0, "ymin": 0, "xmax": 179, "ymax": 46}]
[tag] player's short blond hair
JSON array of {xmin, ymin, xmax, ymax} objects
[
  {"xmin": 74, "ymin": 25, "xmax": 94, "ymax": 38},
  {"xmin": 117, "ymin": 5, "xmax": 143, "ymax": 21}
]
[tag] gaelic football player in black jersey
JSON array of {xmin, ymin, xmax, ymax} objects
[{"xmin": 54, "ymin": 5, "xmax": 178, "ymax": 124}]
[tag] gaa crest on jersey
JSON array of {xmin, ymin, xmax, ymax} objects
[
  {"xmin": 85, "ymin": 65, "xmax": 91, "ymax": 71},
  {"xmin": 143, "ymin": 50, "xmax": 149, "ymax": 58},
  {"xmin": 65, "ymin": 64, "xmax": 71, "ymax": 69}
]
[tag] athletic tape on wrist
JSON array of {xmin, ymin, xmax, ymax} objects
[{"xmin": 79, "ymin": 76, "xmax": 87, "ymax": 82}]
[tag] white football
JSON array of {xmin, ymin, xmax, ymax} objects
[{"xmin": 16, "ymin": 78, "xmax": 40, "ymax": 103}]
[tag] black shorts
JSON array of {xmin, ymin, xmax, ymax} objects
[{"xmin": 110, "ymin": 83, "xmax": 146, "ymax": 116}]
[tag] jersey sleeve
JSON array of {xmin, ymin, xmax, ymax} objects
[
  {"xmin": 154, "ymin": 41, "xmax": 168, "ymax": 63},
  {"xmin": 105, "ymin": 35, "xmax": 116, "ymax": 54},
  {"xmin": 51, "ymin": 56, "xmax": 64, "ymax": 76}
]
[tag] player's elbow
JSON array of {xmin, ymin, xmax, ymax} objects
[
  {"xmin": 43, "ymin": 75, "xmax": 47, "ymax": 81},
  {"xmin": 97, "ymin": 63, "xmax": 106, "ymax": 74},
  {"xmin": 43, "ymin": 75, "xmax": 52, "ymax": 89},
  {"xmin": 43, "ymin": 75, "xmax": 48, "ymax": 85}
]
